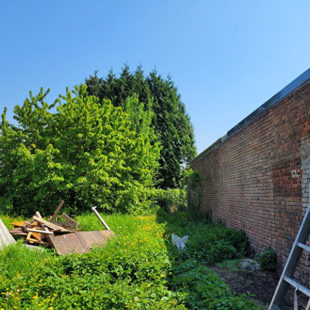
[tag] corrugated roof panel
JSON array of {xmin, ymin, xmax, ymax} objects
[{"xmin": 0, "ymin": 218, "xmax": 16, "ymax": 249}]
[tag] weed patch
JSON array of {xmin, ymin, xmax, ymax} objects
[{"xmin": 0, "ymin": 212, "xmax": 262, "ymax": 309}]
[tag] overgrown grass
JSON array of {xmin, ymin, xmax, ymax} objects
[
  {"xmin": 215, "ymin": 259, "xmax": 242, "ymax": 272},
  {"xmin": 0, "ymin": 211, "xmax": 262, "ymax": 309}
]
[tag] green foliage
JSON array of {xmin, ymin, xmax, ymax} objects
[
  {"xmin": 85, "ymin": 65, "xmax": 196, "ymax": 189},
  {"xmin": 258, "ymin": 246, "xmax": 277, "ymax": 272},
  {"xmin": 157, "ymin": 210, "xmax": 250, "ymax": 265},
  {"xmin": 0, "ymin": 85, "xmax": 160, "ymax": 216},
  {"xmin": 152, "ymin": 188, "xmax": 187, "ymax": 213},
  {"xmin": 186, "ymin": 170, "xmax": 204, "ymax": 220},
  {"xmin": 171, "ymin": 260, "xmax": 259, "ymax": 310},
  {"xmin": 0, "ymin": 212, "xmax": 261, "ymax": 309},
  {"xmin": 215, "ymin": 259, "xmax": 242, "ymax": 271}
]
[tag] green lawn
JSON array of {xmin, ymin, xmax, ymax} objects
[{"xmin": 0, "ymin": 210, "xmax": 262, "ymax": 309}]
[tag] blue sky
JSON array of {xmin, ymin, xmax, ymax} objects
[{"xmin": 1, "ymin": 1, "xmax": 310, "ymax": 154}]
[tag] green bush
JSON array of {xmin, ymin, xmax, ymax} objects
[
  {"xmin": 183, "ymin": 224, "xmax": 249, "ymax": 264},
  {"xmin": 186, "ymin": 170, "xmax": 204, "ymax": 221},
  {"xmin": 171, "ymin": 261, "xmax": 259, "ymax": 310},
  {"xmin": 258, "ymin": 246, "xmax": 277, "ymax": 272},
  {"xmin": 85, "ymin": 66, "xmax": 197, "ymax": 189},
  {"xmin": 158, "ymin": 210, "xmax": 250, "ymax": 265},
  {"xmin": 0, "ymin": 85, "xmax": 160, "ymax": 216},
  {"xmin": 152, "ymin": 188, "xmax": 187, "ymax": 213}
]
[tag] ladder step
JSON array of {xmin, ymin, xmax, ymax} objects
[
  {"xmin": 268, "ymin": 205, "xmax": 310, "ymax": 310},
  {"xmin": 283, "ymin": 276, "xmax": 310, "ymax": 297},
  {"xmin": 297, "ymin": 242, "xmax": 310, "ymax": 252}
]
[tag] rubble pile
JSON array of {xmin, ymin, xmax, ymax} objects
[
  {"xmin": 8, "ymin": 201, "xmax": 114, "ymax": 255},
  {"xmin": 10, "ymin": 211, "xmax": 77, "ymax": 247}
]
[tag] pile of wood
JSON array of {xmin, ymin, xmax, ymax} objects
[
  {"xmin": 10, "ymin": 211, "xmax": 78, "ymax": 247},
  {"xmin": 9, "ymin": 201, "xmax": 114, "ymax": 255}
]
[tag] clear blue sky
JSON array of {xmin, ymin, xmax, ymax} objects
[{"xmin": 1, "ymin": 1, "xmax": 310, "ymax": 154}]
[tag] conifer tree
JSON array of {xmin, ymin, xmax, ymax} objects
[{"xmin": 85, "ymin": 66, "xmax": 196, "ymax": 188}]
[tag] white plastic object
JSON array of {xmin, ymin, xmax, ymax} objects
[{"xmin": 171, "ymin": 233, "xmax": 189, "ymax": 251}]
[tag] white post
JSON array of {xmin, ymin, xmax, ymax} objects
[{"xmin": 91, "ymin": 207, "xmax": 110, "ymax": 230}]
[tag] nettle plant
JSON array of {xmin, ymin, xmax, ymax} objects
[{"xmin": 0, "ymin": 85, "xmax": 160, "ymax": 216}]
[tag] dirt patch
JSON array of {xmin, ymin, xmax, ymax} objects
[
  {"xmin": 209, "ymin": 265, "xmax": 279, "ymax": 307},
  {"xmin": 209, "ymin": 264, "xmax": 310, "ymax": 309}
]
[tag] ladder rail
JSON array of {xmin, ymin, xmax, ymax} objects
[
  {"xmin": 268, "ymin": 204, "xmax": 310, "ymax": 309},
  {"xmin": 283, "ymin": 276, "xmax": 310, "ymax": 297}
]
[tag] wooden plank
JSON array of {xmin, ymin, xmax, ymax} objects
[
  {"xmin": 26, "ymin": 232, "xmax": 33, "ymax": 243},
  {"xmin": 47, "ymin": 230, "xmax": 115, "ymax": 255},
  {"xmin": 21, "ymin": 220, "xmax": 34, "ymax": 228},
  {"xmin": 11, "ymin": 221, "xmax": 26, "ymax": 227},
  {"xmin": 52, "ymin": 200, "xmax": 64, "ymax": 222},
  {"xmin": 27, "ymin": 238, "xmax": 46, "ymax": 245},
  {"xmin": 35, "ymin": 211, "xmax": 42, "ymax": 218},
  {"xmin": 10, "ymin": 227, "xmax": 27, "ymax": 236},
  {"xmin": 31, "ymin": 231, "xmax": 42, "ymax": 241},
  {"xmin": 35, "ymin": 211, "xmax": 51, "ymax": 233},
  {"xmin": 26, "ymin": 231, "xmax": 46, "ymax": 244},
  {"xmin": 29, "ymin": 221, "xmax": 40, "ymax": 227},
  {"xmin": 49, "ymin": 221, "xmax": 76, "ymax": 231},
  {"xmin": 33, "ymin": 216, "xmax": 70, "ymax": 232},
  {"xmin": 26, "ymin": 228, "xmax": 53, "ymax": 235},
  {"xmin": 61, "ymin": 213, "xmax": 78, "ymax": 228}
]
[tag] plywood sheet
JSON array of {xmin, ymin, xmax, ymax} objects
[{"xmin": 47, "ymin": 230, "xmax": 115, "ymax": 255}]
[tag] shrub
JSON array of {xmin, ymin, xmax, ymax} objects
[
  {"xmin": 152, "ymin": 188, "xmax": 187, "ymax": 213},
  {"xmin": 186, "ymin": 170, "xmax": 204, "ymax": 220},
  {"xmin": 158, "ymin": 211, "xmax": 250, "ymax": 265},
  {"xmin": 0, "ymin": 85, "xmax": 160, "ymax": 216},
  {"xmin": 182, "ymin": 224, "xmax": 248, "ymax": 264},
  {"xmin": 171, "ymin": 260, "xmax": 260, "ymax": 309},
  {"xmin": 85, "ymin": 66, "xmax": 197, "ymax": 189},
  {"xmin": 258, "ymin": 246, "xmax": 277, "ymax": 272}
]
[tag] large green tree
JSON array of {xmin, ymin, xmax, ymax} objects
[
  {"xmin": 0, "ymin": 85, "xmax": 160, "ymax": 216},
  {"xmin": 85, "ymin": 66, "xmax": 196, "ymax": 188}
]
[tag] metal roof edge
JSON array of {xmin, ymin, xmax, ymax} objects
[{"xmin": 191, "ymin": 68, "xmax": 310, "ymax": 165}]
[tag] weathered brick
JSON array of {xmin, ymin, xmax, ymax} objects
[{"xmin": 191, "ymin": 76, "xmax": 310, "ymax": 285}]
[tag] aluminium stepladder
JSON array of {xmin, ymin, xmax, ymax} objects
[{"xmin": 269, "ymin": 204, "xmax": 310, "ymax": 310}]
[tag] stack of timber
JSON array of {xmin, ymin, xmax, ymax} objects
[
  {"xmin": 9, "ymin": 201, "xmax": 114, "ymax": 255},
  {"xmin": 10, "ymin": 211, "xmax": 76, "ymax": 247}
]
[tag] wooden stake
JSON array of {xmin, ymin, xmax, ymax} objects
[
  {"xmin": 52, "ymin": 200, "xmax": 64, "ymax": 222},
  {"xmin": 61, "ymin": 213, "xmax": 78, "ymax": 228}
]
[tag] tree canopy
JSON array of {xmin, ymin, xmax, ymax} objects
[
  {"xmin": 0, "ymin": 85, "xmax": 160, "ymax": 216},
  {"xmin": 85, "ymin": 66, "xmax": 196, "ymax": 188}
]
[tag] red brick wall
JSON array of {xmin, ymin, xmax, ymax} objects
[{"xmin": 191, "ymin": 81, "xmax": 310, "ymax": 282}]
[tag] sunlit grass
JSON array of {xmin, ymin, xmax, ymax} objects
[{"xmin": 0, "ymin": 212, "xmax": 261, "ymax": 309}]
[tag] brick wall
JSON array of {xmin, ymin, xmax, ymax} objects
[{"xmin": 191, "ymin": 77, "xmax": 310, "ymax": 283}]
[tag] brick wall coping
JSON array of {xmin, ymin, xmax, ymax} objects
[{"xmin": 191, "ymin": 68, "xmax": 310, "ymax": 165}]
